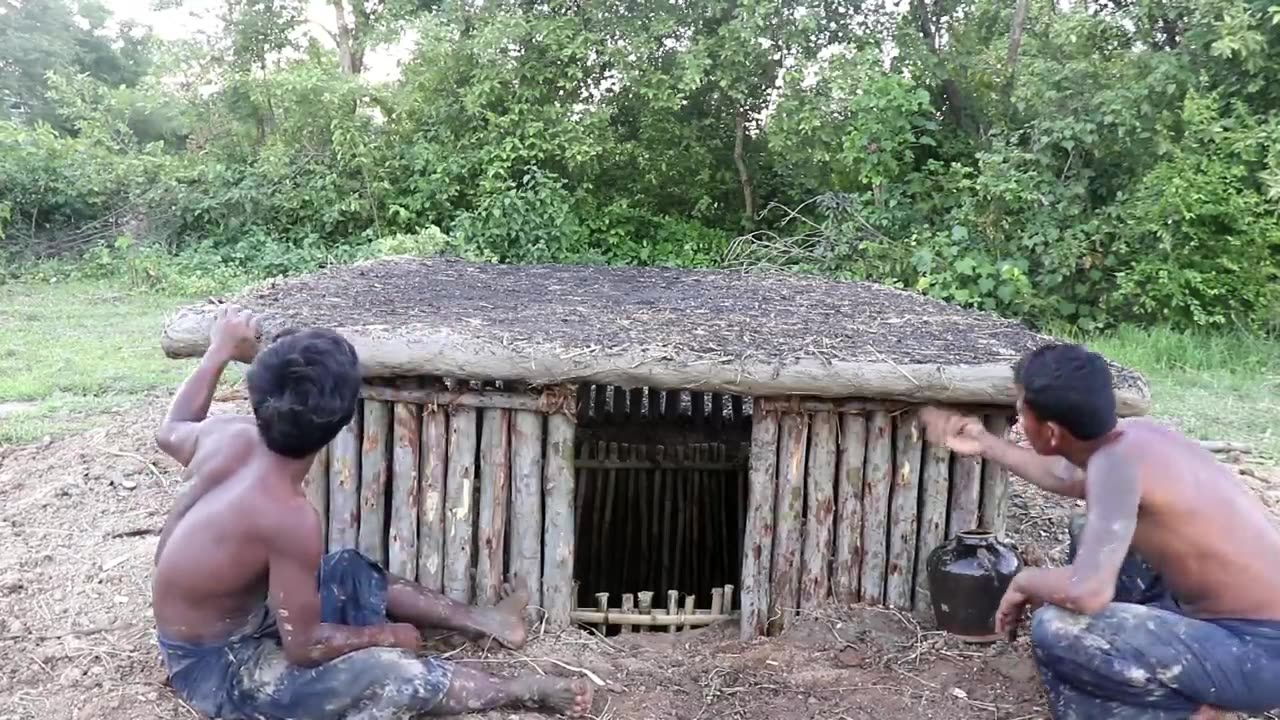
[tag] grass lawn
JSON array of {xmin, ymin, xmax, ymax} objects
[
  {"xmin": 0, "ymin": 280, "xmax": 234, "ymax": 445},
  {"xmin": 1, "ymin": 279, "xmax": 1277, "ymax": 459}
]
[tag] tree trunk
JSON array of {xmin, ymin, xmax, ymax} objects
[
  {"xmin": 331, "ymin": 0, "xmax": 359, "ymax": 75},
  {"xmin": 733, "ymin": 111, "xmax": 756, "ymax": 225},
  {"xmin": 1002, "ymin": 0, "xmax": 1031, "ymax": 103}
]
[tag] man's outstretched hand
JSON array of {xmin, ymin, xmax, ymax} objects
[
  {"xmin": 920, "ymin": 406, "xmax": 990, "ymax": 456},
  {"xmin": 209, "ymin": 303, "xmax": 262, "ymax": 364}
]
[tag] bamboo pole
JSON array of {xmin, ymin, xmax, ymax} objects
[
  {"xmin": 593, "ymin": 384, "xmax": 607, "ymax": 420},
  {"xmin": 716, "ymin": 444, "xmax": 731, "ymax": 588},
  {"xmin": 389, "ymin": 391, "xmax": 422, "ymax": 580},
  {"xmin": 304, "ymin": 446, "xmax": 329, "ymax": 550},
  {"xmin": 683, "ymin": 593, "xmax": 696, "ymax": 631},
  {"xmin": 358, "ymin": 400, "xmax": 391, "ymax": 565},
  {"xmin": 444, "ymin": 407, "xmax": 478, "ymax": 603},
  {"xmin": 741, "ymin": 410, "xmax": 780, "ymax": 641},
  {"xmin": 833, "ymin": 413, "xmax": 867, "ymax": 604},
  {"xmin": 602, "ymin": 443, "xmax": 620, "ymax": 592},
  {"xmin": 620, "ymin": 593, "xmax": 635, "ymax": 634},
  {"xmin": 359, "ymin": 384, "xmax": 542, "ymax": 411},
  {"xmin": 594, "ymin": 593, "xmax": 608, "ymax": 636},
  {"xmin": 590, "ymin": 441, "xmax": 607, "ymax": 597},
  {"xmin": 724, "ymin": 584, "xmax": 735, "ymax": 613},
  {"xmin": 692, "ymin": 444, "xmax": 706, "ymax": 598},
  {"xmin": 569, "ymin": 611, "xmax": 732, "ymax": 628},
  {"xmin": 673, "ymin": 446, "xmax": 688, "ymax": 597},
  {"xmin": 667, "ymin": 589, "xmax": 678, "ymax": 634},
  {"xmin": 647, "ymin": 387, "xmax": 662, "ymax": 420},
  {"xmin": 542, "ymin": 407, "xmax": 577, "ymax": 630},
  {"xmin": 768, "ymin": 412, "xmax": 809, "ymax": 635},
  {"xmin": 475, "ymin": 408, "xmax": 512, "ymax": 605},
  {"xmin": 418, "ymin": 401, "xmax": 447, "ymax": 592},
  {"xmin": 948, "ymin": 453, "xmax": 983, "ymax": 537},
  {"xmin": 981, "ymin": 414, "xmax": 1013, "ymax": 536},
  {"xmin": 800, "ymin": 412, "xmax": 838, "ymax": 611},
  {"xmin": 755, "ymin": 397, "xmax": 1011, "ymax": 416},
  {"xmin": 509, "ymin": 410, "xmax": 544, "ymax": 611},
  {"xmin": 914, "ymin": 440, "xmax": 951, "ymax": 615},
  {"xmin": 886, "ymin": 411, "xmax": 923, "ymax": 611},
  {"xmin": 711, "ymin": 587, "xmax": 725, "ymax": 616},
  {"xmin": 638, "ymin": 590, "xmax": 654, "ymax": 634},
  {"xmin": 660, "ymin": 445, "xmax": 673, "ymax": 598},
  {"xmin": 859, "ymin": 411, "xmax": 892, "ymax": 605}
]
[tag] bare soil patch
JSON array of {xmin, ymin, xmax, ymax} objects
[{"xmin": 0, "ymin": 402, "xmax": 1275, "ymax": 720}]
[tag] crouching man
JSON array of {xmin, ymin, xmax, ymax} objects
[
  {"xmin": 922, "ymin": 343, "xmax": 1280, "ymax": 719},
  {"xmin": 151, "ymin": 305, "xmax": 592, "ymax": 719}
]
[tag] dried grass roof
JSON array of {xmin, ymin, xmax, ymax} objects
[{"xmin": 160, "ymin": 257, "xmax": 1151, "ymax": 413}]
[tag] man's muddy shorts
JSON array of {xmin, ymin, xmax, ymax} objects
[
  {"xmin": 156, "ymin": 549, "xmax": 453, "ymax": 720},
  {"xmin": 1031, "ymin": 514, "xmax": 1280, "ymax": 719}
]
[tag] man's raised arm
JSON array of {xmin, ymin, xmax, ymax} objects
[
  {"xmin": 920, "ymin": 406, "xmax": 1086, "ymax": 499},
  {"xmin": 155, "ymin": 305, "xmax": 260, "ymax": 466}
]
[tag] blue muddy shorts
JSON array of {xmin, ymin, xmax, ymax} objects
[
  {"xmin": 156, "ymin": 549, "xmax": 453, "ymax": 719},
  {"xmin": 1031, "ymin": 514, "xmax": 1280, "ymax": 718}
]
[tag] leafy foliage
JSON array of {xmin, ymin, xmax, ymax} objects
[{"xmin": 2, "ymin": 0, "xmax": 1279, "ymax": 333}]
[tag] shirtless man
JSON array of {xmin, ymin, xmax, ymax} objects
[
  {"xmin": 151, "ymin": 305, "xmax": 593, "ymax": 719},
  {"xmin": 921, "ymin": 342, "xmax": 1280, "ymax": 719}
]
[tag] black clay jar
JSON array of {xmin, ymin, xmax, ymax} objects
[{"xmin": 926, "ymin": 530, "xmax": 1023, "ymax": 642}]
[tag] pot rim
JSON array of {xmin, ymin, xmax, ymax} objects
[{"xmin": 956, "ymin": 528, "xmax": 995, "ymax": 544}]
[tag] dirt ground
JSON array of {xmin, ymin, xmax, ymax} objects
[{"xmin": 1, "ymin": 398, "xmax": 1277, "ymax": 720}]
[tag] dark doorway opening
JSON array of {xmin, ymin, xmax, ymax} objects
[{"xmin": 572, "ymin": 386, "xmax": 751, "ymax": 633}]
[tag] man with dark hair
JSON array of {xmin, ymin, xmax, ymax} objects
[
  {"xmin": 922, "ymin": 342, "xmax": 1280, "ymax": 719},
  {"xmin": 151, "ymin": 304, "xmax": 592, "ymax": 719}
]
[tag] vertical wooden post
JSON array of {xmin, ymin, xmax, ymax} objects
[
  {"xmin": 833, "ymin": 413, "xmax": 867, "ymax": 604},
  {"xmin": 444, "ymin": 407, "xmax": 478, "ymax": 603},
  {"xmin": 711, "ymin": 587, "xmax": 725, "ymax": 616},
  {"xmin": 948, "ymin": 453, "xmax": 982, "ymax": 537},
  {"xmin": 542, "ymin": 402, "xmax": 577, "ymax": 630},
  {"xmin": 859, "ymin": 411, "xmax": 892, "ymax": 605},
  {"xmin": 476, "ymin": 408, "xmax": 512, "ymax": 605},
  {"xmin": 800, "ymin": 412, "xmax": 838, "ymax": 611},
  {"xmin": 417, "ymin": 401, "xmax": 447, "ymax": 593},
  {"xmin": 638, "ymin": 590, "xmax": 654, "ymax": 633},
  {"xmin": 683, "ymin": 593, "xmax": 696, "ymax": 631},
  {"xmin": 304, "ymin": 446, "xmax": 329, "ymax": 550},
  {"xmin": 389, "ymin": 394, "xmax": 421, "ymax": 580},
  {"xmin": 594, "ymin": 592, "xmax": 609, "ymax": 636},
  {"xmin": 740, "ymin": 410, "xmax": 779, "ymax": 641},
  {"xmin": 886, "ymin": 411, "xmax": 923, "ymax": 611},
  {"xmin": 667, "ymin": 590, "xmax": 679, "ymax": 634},
  {"xmin": 358, "ymin": 400, "xmax": 391, "ymax": 566},
  {"xmin": 724, "ymin": 584, "xmax": 736, "ymax": 613},
  {"xmin": 620, "ymin": 593, "xmax": 635, "ymax": 634},
  {"xmin": 980, "ymin": 414, "xmax": 1013, "ymax": 536},
  {"xmin": 768, "ymin": 412, "xmax": 808, "ymax": 635},
  {"xmin": 328, "ymin": 409, "xmax": 361, "ymax": 551},
  {"xmin": 914, "ymin": 440, "xmax": 951, "ymax": 614},
  {"xmin": 509, "ymin": 410, "xmax": 544, "ymax": 611}
]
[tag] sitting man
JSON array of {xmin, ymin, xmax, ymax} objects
[
  {"xmin": 922, "ymin": 343, "xmax": 1280, "ymax": 719},
  {"xmin": 151, "ymin": 304, "xmax": 592, "ymax": 719}
]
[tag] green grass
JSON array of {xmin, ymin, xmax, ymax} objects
[
  {"xmin": 0, "ymin": 280, "xmax": 209, "ymax": 444},
  {"xmin": 1065, "ymin": 326, "xmax": 1280, "ymax": 459}
]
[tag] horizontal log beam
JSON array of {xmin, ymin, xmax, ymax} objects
[
  {"xmin": 754, "ymin": 397, "xmax": 1015, "ymax": 416},
  {"xmin": 359, "ymin": 384, "xmax": 576, "ymax": 414},
  {"xmin": 161, "ymin": 307, "xmax": 1151, "ymax": 415}
]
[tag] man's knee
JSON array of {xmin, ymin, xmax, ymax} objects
[
  {"xmin": 1030, "ymin": 605, "xmax": 1101, "ymax": 664},
  {"xmin": 336, "ymin": 648, "xmax": 453, "ymax": 708}
]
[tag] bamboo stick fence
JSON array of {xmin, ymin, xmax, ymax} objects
[
  {"xmin": 302, "ymin": 380, "xmax": 1015, "ymax": 641},
  {"xmin": 304, "ymin": 381, "xmax": 580, "ymax": 629},
  {"xmin": 740, "ymin": 398, "xmax": 1015, "ymax": 640}
]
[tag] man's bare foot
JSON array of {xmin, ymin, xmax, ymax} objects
[
  {"xmin": 470, "ymin": 579, "xmax": 529, "ymax": 650},
  {"xmin": 515, "ymin": 676, "xmax": 593, "ymax": 717}
]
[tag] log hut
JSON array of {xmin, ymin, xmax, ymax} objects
[{"xmin": 159, "ymin": 256, "xmax": 1151, "ymax": 640}]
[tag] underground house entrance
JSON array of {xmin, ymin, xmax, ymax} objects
[{"xmin": 571, "ymin": 385, "xmax": 751, "ymax": 635}]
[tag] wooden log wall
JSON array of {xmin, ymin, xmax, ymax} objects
[
  {"xmin": 740, "ymin": 400, "xmax": 1017, "ymax": 639},
  {"xmin": 314, "ymin": 381, "xmax": 579, "ymax": 630}
]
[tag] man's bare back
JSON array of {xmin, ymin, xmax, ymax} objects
[
  {"xmin": 153, "ymin": 416, "xmax": 317, "ymax": 644},
  {"xmin": 1104, "ymin": 417, "xmax": 1280, "ymax": 621}
]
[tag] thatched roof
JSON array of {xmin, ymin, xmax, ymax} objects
[{"xmin": 159, "ymin": 257, "xmax": 1151, "ymax": 414}]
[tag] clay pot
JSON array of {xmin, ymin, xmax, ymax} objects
[{"xmin": 926, "ymin": 529, "xmax": 1022, "ymax": 642}]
